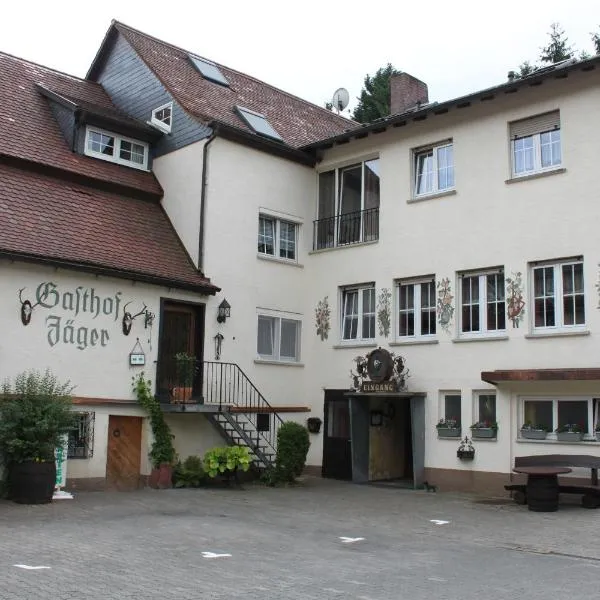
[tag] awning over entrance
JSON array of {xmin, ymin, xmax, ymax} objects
[{"xmin": 481, "ymin": 368, "xmax": 600, "ymax": 385}]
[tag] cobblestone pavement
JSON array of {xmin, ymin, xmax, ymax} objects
[{"xmin": 2, "ymin": 478, "xmax": 600, "ymax": 599}]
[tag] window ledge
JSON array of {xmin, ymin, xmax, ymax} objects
[
  {"xmin": 309, "ymin": 240, "xmax": 378, "ymax": 255},
  {"xmin": 254, "ymin": 359, "xmax": 304, "ymax": 367},
  {"xmin": 257, "ymin": 254, "xmax": 304, "ymax": 268},
  {"xmin": 470, "ymin": 436, "xmax": 498, "ymax": 442},
  {"xmin": 332, "ymin": 342, "xmax": 378, "ymax": 350},
  {"xmin": 389, "ymin": 338, "xmax": 439, "ymax": 346},
  {"xmin": 408, "ymin": 189, "xmax": 457, "ymax": 204},
  {"xmin": 525, "ymin": 329, "xmax": 590, "ymax": 340},
  {"xmin": 452, "ymin": 335, "xmax": 509, "ymax": 343},
  {"xmin": 505, "ymin": 167, "xmax": 566, "ymax": 184},
  {"xmin": 516, "ymin": 438, "xmax": 599, "ymax": 444}
]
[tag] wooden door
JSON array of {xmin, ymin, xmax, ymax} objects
[
  {"xmin": 322, "ymin": 390, "xmax": 353, "ymax": 480},
  {"xmin": 106, "ymin": 415, "xmax": 142, "ymax": 491}
]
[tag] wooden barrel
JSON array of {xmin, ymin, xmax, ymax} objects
[
  {"xmin": 527, "ymin": 474, "xmax": 559, "ymax": 512},
  {"xmin": 8, "ymin": 461, "xmax": 56, "ymax": 504}
]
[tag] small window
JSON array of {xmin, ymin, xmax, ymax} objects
[
  {"xmin": 414, "ymin": 141, "xmax": 454, "ymax": 197},
  {"xmin": 85, "ymin": 127, "xmax": 148, "ymax": 170},
  {"xmin": 258, "ymin": 215, "xmax": 297, "ymax": 262},
  {"xmin": 397, "ymin": 278, "xmax": 436, "ymax": 339},
  {"xmin": 510, "ymin": 111, "xmax": 561, "ymax": 177},
  {"xmin": 475, "ymin": 392, "xmax": 496, "ymax": 425},
  {"xmin": 443, "ymin": 393, "xmax": 462, "ymax": 428},
  {"xmin": 257, "ymin": 315, "xmax": 301, "ymax": 362},
  {"xmin": 189, "ymin": 55, "xmax": 229, "ymax": 86},
  {"xmin": 236, "ymin": 106, "xmax": 282, "ymax": 141},
  {"xmin": 531, "ymin": 259, "xmax": 585, "ymax": 331},
  {"xmin": 459, "ymin": 269, "xmax": 505, "ymax": 336},
  {"xmin": 68, "ymin": 412, "xmax": 95, "ymax": 459},
  {"xmin": 151, "ymin": 103, "xmax": 173, "ymax": 133},
  {"xmin": 341, "ymin": 284, "xmax": 375, "ymax": 341}
]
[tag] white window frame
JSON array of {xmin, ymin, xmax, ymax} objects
[
  {"xmin": 256, "ymin": 312, "xmax": 301, "ymax": 363},
  {"xmin": 519, "ymin": 396, "xmax": 594, "ymax": 439},
  {"xmin": 473, "ymin": 391, "xmax": 497, "ymax": 425},
  {"xmin": 151, "ymin": 102, "xmax": 173, "ymax": 133},
  {"xmin": 530, "ymin": 259, "xmax": 585, "ymax": 333},
  {"xmin": 458, "ymin": 269, "xmax": 506, "ymax": 338},
  {"xmin": 257, "ymin": 214, "xmax": 298, "ymax": 263},
  {"xmin": 413, "ymin": 141, "xmax": 454, "ymax": 198},
  {"xmin": 511, "ymin": 129, "xmax": 561, "ymax": 177},
  {"xmin": 340, "ymin": 284, "xmax": 376, "ymax": 342},
  {"xmin": 396, "ymin": 277, "xmax": 436, "ymax": 340},
  {"xmin": 84, "ymin": 126, "xmax": 149, "ymax": 171}
]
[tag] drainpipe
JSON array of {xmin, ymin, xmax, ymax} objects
[{"xmin": 198, "ymin": 130, "xmax": 217, "ymax": 273}]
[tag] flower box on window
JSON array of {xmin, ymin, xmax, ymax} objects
[
  {"xmin": 470, "ymin": 421, "xmax": 498, "ymax": 439},
  {"xmin": 555, "ymin": 424, "xmax": 584, "ymax": 442},
  {"xmin": 436, "ymin": 418, "xmax": 461, "ymax": 438},
  {"xmin": 520, "ymin": 424, "xmax": 549, "ymax": 440}
]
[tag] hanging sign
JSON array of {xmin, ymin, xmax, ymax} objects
[{"xmin": 129, "ymin": 338, "xmax": 146, "ymax": 366}]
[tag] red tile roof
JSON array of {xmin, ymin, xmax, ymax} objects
[
  {"xmin": 108, "ymin": 22, "xmax": 358, "ymax": 148},
  {"xmin": 0, "ymin": 162, "xmax": 218, "ymax": 293},
  {"xmin": 0, "ymin": 51, "xmax": 162, "ymax": 198}
]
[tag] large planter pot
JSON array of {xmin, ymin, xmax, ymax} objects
[
  {"xmin": 520, "ymin": 429, "xmax": 548, "ymax": 440},
  {"xmin": 149, "ymin": 463, "xmax": 173, "ymax": 489},
  {"xmin": 556, "ymin": 432, "xmax": 583, "ymax": 442},
  {"xmin": 8, "ymin": 461, "xmax": 56, "ymax": 504},
  {"xmin": 471, "ymin": 428, "xmax": 497, "ymax": 439},
  {"xmin": 437, "ymin": 427, "xmax": 461, "ymax": 438}
]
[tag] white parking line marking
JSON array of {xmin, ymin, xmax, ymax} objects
[
  {"xmin": 13, "ymin": 565, "xmax": 51, "ymax": 570},
  {"xmin": 339, "ymin": 536, "xmax": 365, "ymax": 543},
  {"xmin": 430, "ymin": 519, "xmax": 450, "ymax": 525},
  {"xmin": 201, "ymin": 551, "xmax": 232, "ymax": 559}
]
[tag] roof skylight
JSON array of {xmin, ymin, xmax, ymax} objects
[
  {"xmin": 235, "ymin": 106, "xmax": 282, "ymax": 141},
  {"xmin": 189, "ymin": 55, "xmax": 229, "ymax": 86}
]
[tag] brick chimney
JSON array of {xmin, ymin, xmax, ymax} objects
[{"xmin": 390, "ymin": 73, "xmax": 429, "ymax": 115}]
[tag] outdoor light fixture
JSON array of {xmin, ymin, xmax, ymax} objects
[{"xmin": 217, "ymin": 299, "xmax": 231, "ymax": 323}]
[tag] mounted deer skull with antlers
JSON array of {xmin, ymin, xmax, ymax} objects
[
  {"xmin": 18, "ymin": 288, "xmax": 43, "ymax": 326},
  {"xmin": 122, "ymin": 302, "xmax": 148, "ymax": 336}
]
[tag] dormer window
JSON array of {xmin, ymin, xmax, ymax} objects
[
  {"xmin": 235, "ymin": 106, "xmax": 282, "ymax": 141},
  {"xmin": 151, "ymin": 103, "xmax": 172, "ymax": 133},
  {"xmin": 84, "ymin": 127, "xmax": 149, "ymax": 170}
]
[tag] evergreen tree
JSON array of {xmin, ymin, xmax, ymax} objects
[
  {"xmin": 539, "ymin": 22, "xmax": 574, "ymax": 64},
  {"xmin": 592, "ymin": 29, "xmax": 600, "ymax": 54},
  {"xmin": 352, "ymin": 63, "xmax": 400, "ymax": 124}
]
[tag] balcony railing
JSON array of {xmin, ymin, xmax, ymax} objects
[
  {"xmin": 155, "ymin": 357, "xmax": 203, "ymax": 405},
  {"xmin": 313, "ymin": 207, "xmax": 379, "ymax": 251}
]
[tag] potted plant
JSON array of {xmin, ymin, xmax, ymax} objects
[
  {"xmin": 436, "ymin": 417, "xmax": 461, "ymax": 438},
  {"xmin": 132, "ymin": 373, "xmax": 176, "ymax": 488},
  {"xmin": 306, "ymin": 417, "xmax": 322, "ymax": 434},
  {"xmin": 173, "ymin": 455, "xmax": 205, "ymax": 488},
  {"xmin": 204, "ymin": 446, "xmax": 251, "ymax": 486},
  {"xmin": 173, "ymin": 352, "xmax": 197, "ymax": 403},
  {"xmin": 470, "ymin": 421, "xmax": 498, "ymax": 439},
  {"xmin": 555, "ymin": 423, "xmax": 584, "ymax": 442},
  {"xmin": 456, "ymin": 437, "xmax": 475, "ymax": 460},
  {"xmin": 520, "ymin": 422, "xmax": 550, "ymax": 440},
  {"xmin": 0, "ymin": 370, "xmax": 76, "ymax": 504}
]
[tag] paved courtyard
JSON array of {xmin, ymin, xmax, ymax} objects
[{"xmin": 2, "ymin": 478, "xmax": 600, "ymax": 599}]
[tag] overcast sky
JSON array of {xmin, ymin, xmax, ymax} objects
[{"xmin": 2, "ymin": 0, "xmax": 599, "ymax": 115}]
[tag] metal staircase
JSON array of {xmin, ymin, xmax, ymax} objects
[{"xmin": 202, "ymin": 362, "xmax": 283, "ymax": 470}]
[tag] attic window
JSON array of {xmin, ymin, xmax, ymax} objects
[
  {"xmin": 84, "ymin": 127, "xmax": 149, "ymax": 171},
  {"xmin": 236, "ymin": 106, "xmax": 282, "ymax": 141},
  {"xmin": 189, "ymin": 55, "xmax": 229, "ymax": 86},
  {"xmin": 151, "ymin": 102, "xmax": 172, "ymax": 133}
]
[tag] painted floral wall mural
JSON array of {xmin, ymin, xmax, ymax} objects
[
  {"xmin": 315, "ymin": 296, "xmax": 331, "ymax": 341},
  {"xmin": 506, "ymin": 272, "xmax": 526, "ymax": 328},
  {"xmin": 377, "ymin": 288, "xmax": 391, "ymax": 338},
  {"xmin": 436, "ymin": 278, "xmax": 454, "ymax": 333}
]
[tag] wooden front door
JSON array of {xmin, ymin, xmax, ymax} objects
[
  {"xmin": 106, "ymin": 415, "xmax": 142, "ymax": 491},
  {"xmin": 322, "ymin": 390, "xmax": 353, "ymax": 480}
]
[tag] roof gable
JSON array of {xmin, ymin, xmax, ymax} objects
[{"xmin": 88, "ymin": 21, "xmax": 358, "ymax": 149}]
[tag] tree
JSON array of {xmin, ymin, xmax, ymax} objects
[
  {"xmin": 539, "ymin": 22, "xmax": 574, "ymax": 64},
  {"xmin": 511, "ymin": 61, "xmax": 538, "ymax": 80},
  {"xmin": 352, "ymin": 63, "xmax": 400, "ymax": 124},
  {"xmin": 592, "ymin": 29, "xmax": 600, "ymax": 54}
]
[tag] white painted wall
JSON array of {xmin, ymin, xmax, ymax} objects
[
  {"xmin": 154, "ymin": 139, "xmax": 206, "ymax": 267},
  {"xmin": 301, "ymin": 71, "xmax": 600, "ymax": 475},
  {"xmin": 166, "ymin": 413, "xmax": 224, "ymax": 461}
]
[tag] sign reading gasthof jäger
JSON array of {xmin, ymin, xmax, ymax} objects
[{"xmin": 350, "ymin": 347, "xmax": 409, "ymax": 393}]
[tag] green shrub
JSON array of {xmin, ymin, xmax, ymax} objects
[
  {"xmin": 0, "ymin": 370, "xmax": 76, "ymax": 464},
  {"xmin": 173, "ymin": 455, "xmax": 205, "ymax": 488},
  {"xmin": 204, "ymin": 446, "xmax": 251, "ymax": 478},
  {"xmin": 273, "ymin": 421, "xmax": 310, "ymax": 484},
  {"xmin": 132, "ymin": 373, "xmax": 176, "ymax": 468}
]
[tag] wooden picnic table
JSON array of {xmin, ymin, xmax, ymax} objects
[{"xmin": 513, "ymin": 466, "xmax": 572, "ymax": 512}]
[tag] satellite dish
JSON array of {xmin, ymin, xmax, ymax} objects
[{"xmin": 332, "ymin": 88, "xmax": 350, "ymax": 113}]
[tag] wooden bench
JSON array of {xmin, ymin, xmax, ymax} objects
[{"xmin": 505, "ymin": 455, "xmax": 600, "ymax": 508}]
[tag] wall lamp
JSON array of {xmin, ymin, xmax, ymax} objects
[{"xmin": 217, "ymin": 299, "xmax": 231, "ymax": 323}]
